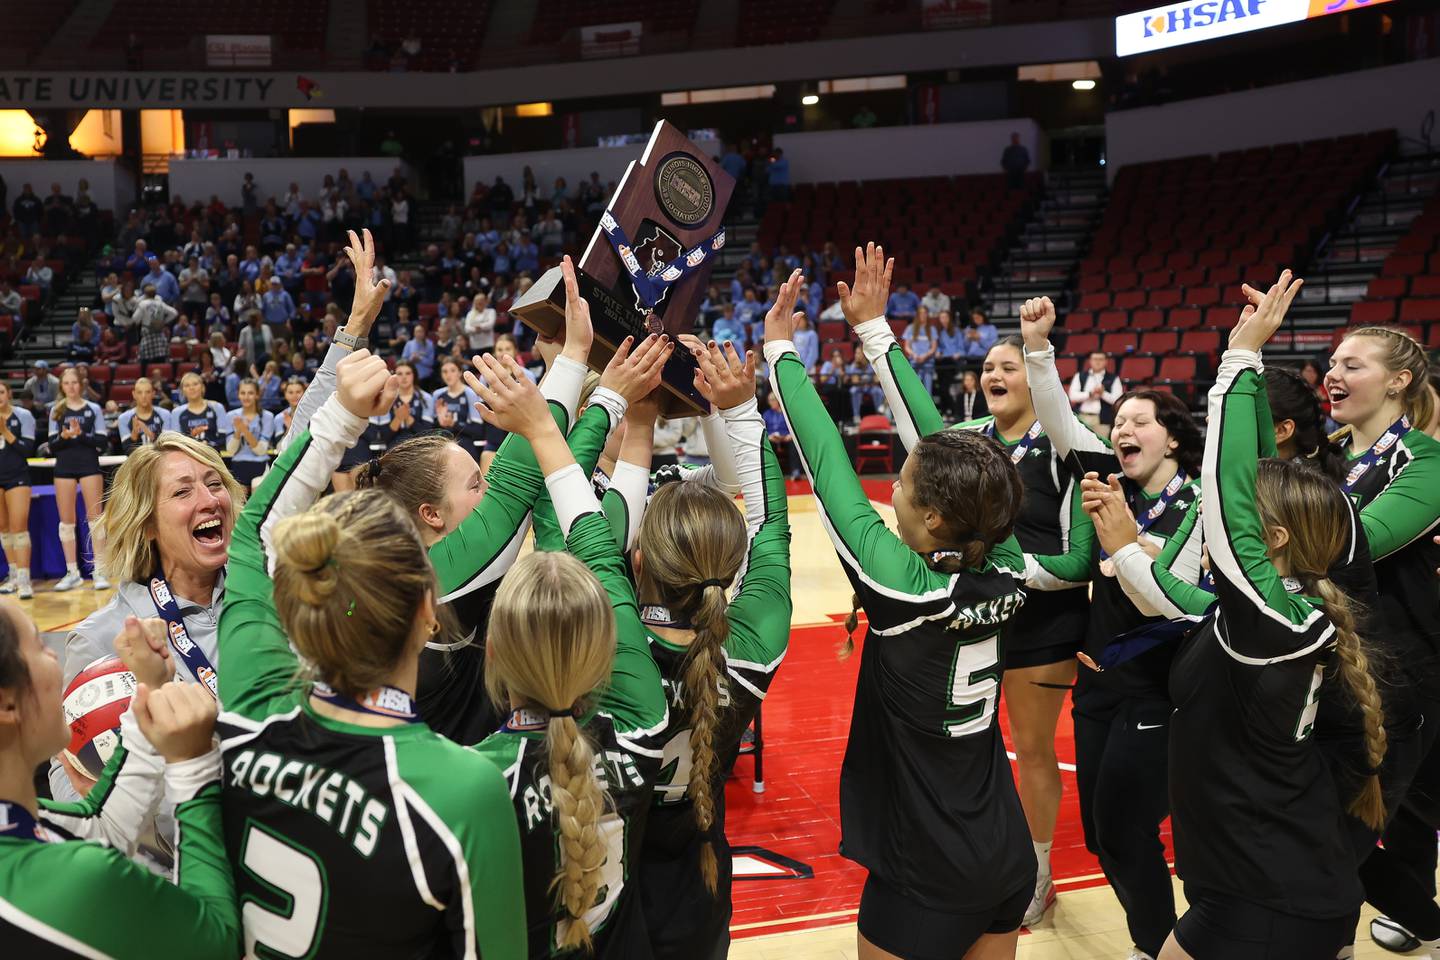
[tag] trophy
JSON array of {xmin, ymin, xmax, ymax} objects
[{"xmin": 511, "ymin": 120, "xmax": 734, "ymax": 416}]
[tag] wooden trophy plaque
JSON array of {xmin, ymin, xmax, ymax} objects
[{"xmin": 511, "ymin": 120, "xmax": 734, "ymax": 416}]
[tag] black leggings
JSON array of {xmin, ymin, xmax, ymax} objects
[{"xmin": 1073, "ymin": 680, "xmax": 1176, "ymax": 958}]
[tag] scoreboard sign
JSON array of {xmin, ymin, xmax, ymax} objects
[{"xmin": 1116, "ymin": 0, "xmax": 1394, "ymax": 56}]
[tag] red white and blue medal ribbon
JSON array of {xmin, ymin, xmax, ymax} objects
[
  {"xmin": 149, "ymin": 574, "xmax": 219, "ymax": 698},
  {"xmin": 311, "ymin": 682, "xmax": 420, "ymax": 722},
  {"xmin": 1098, "ymin": 470, "xmax": 1189, "ymax": 562},
  {"xmin": 599, "ymin": 209, "xmax": 726, "ymax": 309},
  {"xmin": 984, "ymin": 419, "xmax": 1043, "ymax": 464},
  {"xmin": 1343, "ymin": 415, "xmax": 1409, "ymax": 493}
]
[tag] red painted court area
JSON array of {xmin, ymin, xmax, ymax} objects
[{"xmin": 724, "ymin": 608, "xmax": 1176, "ymax": 938}]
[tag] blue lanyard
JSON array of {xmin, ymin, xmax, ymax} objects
[
  {"xmin": 1093, "ymin": 615, "xmax": 1208, "ymax": 671},
  {"xmin": 149, "ymin": 574, "xmax": 219, "ymax": 698},
  {"xmin": 984, "ymin": 419, "xmax": 1043, "ymax": 464},
  {"xmin": 0, "ymin": 801, "xmax": 50, "ymax": 843},
  {"xmin": 599, "ymin": 208, "xmax": 726, "ymax": 309},
  {"xmin": 311, "ymin": 682, "xmax": 420, "ymax": 722},
  {"xmin": 1098, "ymin": 470, "xmax": 1189, "ymax": 562},
  {"xmin": 1343, "ymin": 415, "xmax": 1410, "ymax": 492}
]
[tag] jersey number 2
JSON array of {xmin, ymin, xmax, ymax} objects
[
  {"xmin": 945, "ymin": 632, "xmax": 1000, "ymax": 738},
  {"xmin": 240, "ymin": 821, "xmax": 328, "ymax": 960}
]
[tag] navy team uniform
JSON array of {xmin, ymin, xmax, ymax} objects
[
  {"xmin": 1169, "ymin": 350, "xmax": 1364, "ymax": 958},
  {"xmin": 432, "ymin": 385, "xmax": 486, "ymax": 462},
  {"xmin": 374, "ymin": 390, "xmax": 434, "ymax": 449},
  {"xmin": 171, "ymin": 401, "xmax": 231, "ymax": 453},
  {"xmin": 48, "ymin": 402, "xmax": 108, "ymax": 478},
  {"xmin": 116, "ymin": 407, "xmax": 171, "ymax": 456},
  {"xmin": 0, "ymin": 406, "xmax": 36, "ymax": 488}
]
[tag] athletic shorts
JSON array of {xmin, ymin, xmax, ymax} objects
[
  {"xmin": 858, "ymin": 874, "xmax": 1030, "ymax": 960},
  {"xmin": 1174, "ymin": 892, "xmax": 1356, "ymax": 960},
  {"xmin": 1003, "ymin": 589, "xmax": 1087, "ymax": 670},
  {"xmin": 0, "ymin": 468, "xmax": 29, "ymax": 490}
]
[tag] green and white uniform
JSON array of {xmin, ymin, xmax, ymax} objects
[
  {"xmin": 471, "ymin": 464, "xmax": 668, "ymax": 959},
  {"xmin": 854, "ymin": 317, "xmax": 1093, "ymax": 668},
  {"xmin": 637, "ymin": 396, "xmax": 792, "ymax": 960},
  {"xmin": 0, "ymin": 745, "xmax": 235, "ymax": 959},
  {"xmin": 216, "ymin": 396, "xmax": 528, "ymax": 960},
  {"xmin": 767, "ymin": 337, "xmax": 1035, "ymax": 917}
]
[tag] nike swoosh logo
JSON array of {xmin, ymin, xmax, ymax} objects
[{"xmin": 1136, "ymin": 723, "xmax": 1164, "ymax": 731}]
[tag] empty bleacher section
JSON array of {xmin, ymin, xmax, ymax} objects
[
  {"xmin": 90, "ymin": 0, "xmax": 328, "ymax": 63},
  {"xmin": 368, "ymin": 0, "xmax": 494, "ymax": 71}
]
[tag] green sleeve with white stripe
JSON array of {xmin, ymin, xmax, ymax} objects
[
  {"xmin": 217, "ymin": 430, "xmax": 314, "ymax": 722},
  {"xmin": 533, "ymin": 403, "xmax": 612, "ymax": 552},
  {"xmin": 724, "ymin": 434, "xmax": 792, "ymax": 666},
  {"xmin": 1357, "ymin": 429, "xmax": 1440, "ymax": 561},
  {"xmin": 564, "ymin": 508, "xmax": 666, "ymax": 732},
  {"xmin": 772, "ymin": 348, "xmax": 952, "ymax": 624},
  {"xmin": 1031, "ymin": 475, "xmax": 1097, "ymax": 585},
  {"xmin": 0, "ymin": 782, "xmax": 239, "ymax": 960},
  {"xmin": 1143, "ymin": 499, "xmax": 1214, "ymax": 617},
  {"xmin": 430, "ymin": 400, "xmax": 568, "ymax": 596},
  {"xmin": 393, "ymin": 738, "xmax": 527, "ymax": 960},
  {"xmin": 878, "ymin": 339, "xmax": 946, "ymax": 447},
  {"xmin": 1206, "ymin": 368, "xmax": 1322, "ymax": 637}
]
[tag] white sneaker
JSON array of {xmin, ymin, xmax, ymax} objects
[
  {"xmin": 1125, "ymin": 950, "xmax": 1155, "ymax": 960},
  {"xmin": 1022, "ymin": 876, "xmax": 1056, "ymax": 927},
  {"xmin": 17, "ymin": 581, "xmax": 33, "ymax": 600},
  {"xmin": 92, "ymin": 573, "xmax": 110, "ymax": 590},
  {"xmin": 0, "ymin": 576, "xmax": 15, "ymax": 594},
  {"xmin": 53, "ymin": 571, "xmax": 82, "ymax": 591},
  {"xmin": 1370, "ymin": 917, "xmax": 1420, "ymax": 953}
]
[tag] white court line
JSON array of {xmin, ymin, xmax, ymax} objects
[{"xmin": 1007, "ymin": 750, "xmax": 1077, "ymax": 772}]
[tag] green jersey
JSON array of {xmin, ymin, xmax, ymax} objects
[
  {"xmin": 767, "ymin": 339, "xmax": 1034, "ymax": 912},
  {"xmin": 471, "ymin": 468, "xmax": 668, "ymax": 958},
  {"xmin": 0, "ymin": 750, "xmax": 237, "ymax": 959},
  {"xmin": 216, "ymin": 397, "xmax": 527, "ymax": 960}
]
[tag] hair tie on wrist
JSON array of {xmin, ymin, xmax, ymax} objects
[{"xmin": 698, "ymin": 578, "xmax": 729, "ymax": 590}]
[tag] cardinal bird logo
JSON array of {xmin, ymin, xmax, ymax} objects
[{"xmin": 297, "ymin": 75, "xmax": 323, "ymax": 101}]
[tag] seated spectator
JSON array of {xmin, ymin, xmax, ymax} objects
[
  {"xmin": 68, "ymin": 310, "xmax": 100, "ymax": 363},
  {"xmin": 171, "ymin": 313, "xmax": 198, "ymax": 343},
  {"xmin": 239, "ymin": 244, "xmax": 266, "ymax": 283},
  {"xmin": 817, "ymin": 347, "xmax": 849, "ymax": 423},
  {"xmin": 1067, "ymin": 349, "xmax": 1124, "ymax": 438},
  {"xmin": 256, "ymin": 360, "xmax": 286, "ymax": 412},
  {"xmin": 793, "ymin": 314, "xmax": 820, "ymax": 372},
  {"xmin": 281, "ymin": 350, "xmax": 309, "ymax": 382},
  {"xmin": 463, "ymin": 292, "xmax": 497, "ymax": 352},
  {"xmin": 401, "ymin": 323, "xmax": 437, "ymax": 388},
  {"xmin": 261, "ymin": 276, "xmax": 296, "ymax": 328},
  {"xmin": 96, "ymin": 326, "xmax": 127, "ymax": 363},
  {"xmin": 532, "ymin": 210, "xmax": 564, "ymax": 257},
  {"xmin": 763, "ymin": 390, "xmax": 800, "ymax": 480},
  {"xmin": 733, "ymin": 287, "xmax": 765, "ymax": 339},
  {"xmin": 23, "ymin": 360, "xmax": 58, "ymax": 411},
  {"xmin": 921, "ymin": 284, "xmax": 951, "ymax": 318},
  {"xmin": 180, "ymin": 260, "xmax": 212, "ymax": 321},
  {"xmin": 124, "ymin": 238, "xmax": 150, "ymax": 280},
  {"xmin": 135, "ymin": 284, "xmax": 178, "ymax": 364},
  {"xmin": 73, "ymin": 363, "xmax": 103, "ymax": 404},
  {"xmin": 903, "ymin": 308, "xmax": 938, "ymax": 394},
  {"xmin": 491, "ymin": 241, "xmax": 513, "ymax": 277},
  {"xmin": 204, "ymin": 292, "xmax": 231, "ymax": 336},
  {"xmin": 886, "ymin": 282, "xmax": 920, "ymax": 320},
  {"xmin": 23, "ymin": 258, "xmax": 52, "ymax": 299},
  {"xmin": 936, "ymin": 310, "xmax": 966, "ymax": 414},
  {"xmin": 955, "ymin": 369, "xmax": 988, "ymax": 422},
  {"xmin": 237, "ymin": 310, "xmax": 273, "ymax": 370},
  {"xmin": 962, "ymin": 308, "xmax": 998, "ymax": 361},
  {"xmin": 0, "ymin": 279, "xmax": 22, "ymax": 319},
  {"xmin": 274, "ymin": 243, "xmax": 304, "ymax": 293},
  {"xmin": 298, "ymin": 333, "xmax": 323, "ymax": 374},
  {"xmin": 847, "ymin": 351, "xmax": 885, "ymax": 423}
]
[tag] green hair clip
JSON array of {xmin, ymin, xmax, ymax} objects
[{"xmin": 346, "ymin": 599, "xmax": 356, "ymax": 617}]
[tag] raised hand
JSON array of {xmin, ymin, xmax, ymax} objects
[
  {"xmin": 1230, "ymin": 269, "xmax": 1303, "ymax": 353},
  {"xmin": 1080, "ymin": 472, "xmax": 1139, "ymax": 559},
  {"xmin": 466, "ymin": 353, "xmax": 555, "ymax": 439},
  {"xmin": 132, "ymin": 681, "xmax": 218, "ymax": 764},
  {"xmin": 343, "ymin": 228, "xmax": 391, "ymax": 336},
  {"xmin": 693, "ymin": 340, "xmax": 756, "ymax": 409},
  {"xmin": 598, "ymin": 334, "xmax": 675, "ymax": 403},
  {"xmin": 1019, "ymin": 296, "xmax": 1057, "ymax": 352},
  {"xmin": 560, "ymin": 255, "xmax": 594, "ymax": 364},
  {"xmin": 837, "ymin": 242, "xmax": 894, "ymax": 328},
  {"xmin": 336, "ymin": 349, "xmax": 400, "ymax": 419},
  {"xmin": 113, "ymin": 615, "xmax": 173, "ymax": 690},
  {"xmin": 764, "ymin": 268, "xmax": 807, "ymax": 345}
]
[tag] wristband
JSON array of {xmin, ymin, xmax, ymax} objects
[{"xmin": 333, "ymin": 329, "xmax": 368, "ymax": 351}]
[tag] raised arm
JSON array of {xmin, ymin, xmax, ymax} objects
[{"xmin": 1020, "ymin": 296, "xmax": 1114, "ymax": 469}]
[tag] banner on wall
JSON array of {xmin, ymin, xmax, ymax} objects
[
  {"xmin": 921, "ymin": 0, "xmax": 992, "ymax": 29},
  {"xmin": 580, "ymin": 22, "xmax": 643, "ymax": 59},
  {"xmin": 204, "ymin": 35, "xmax": 272, "ymax": 67},
  {"xmin": 1116, "ymin": 0, "xmax": 1395, "ymax": 56}
]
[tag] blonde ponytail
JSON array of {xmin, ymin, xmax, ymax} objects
[
  {"xmin": 682, "ymin": 582, "xmax": 730, "ymax": 893},
  {"xmin": 1314, "ymin": 576, "xmax": 1388, "ymax": 830},
  {"xmin": 547, "ymin": 714, "xmax": 609, "ymax": 952}
]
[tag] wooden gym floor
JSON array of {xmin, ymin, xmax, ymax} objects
[{"xmin": 23, "ymin": 484, "xmax": 1422, "ymax": 959}]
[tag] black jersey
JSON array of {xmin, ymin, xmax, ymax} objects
[
  {"xmin": 1338, "ymin": 413, "xmax": 1440, "ymax": 692},
  {"xmin": 116, "ymin": 407, "xmax": 171, "ymax": 455},
  {"xmin": 217, "ymin": 406, "xmax": 527, "ymax": 959},
  {"xmin": 770, "ymin": 341, "xmax": 1035, "ymax": 912},
  {"xmin": 373, "ymin": 390, "xmax": 435, "ymax": 449},
  {"xmin": 1169, "ymin": 356, "xmax": 1360, "ymax": 920},
  {"xmin": 0, "ymin": 405, "xmax": 36, "ymax": 479},
  {"xmin": 47, "ymin": 401, "xmax": 107, "ymax": 475}
]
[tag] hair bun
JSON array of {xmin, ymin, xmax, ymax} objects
[{"xmin": 273, "ymin": 511, "xmax": 343, "ymax": 606}]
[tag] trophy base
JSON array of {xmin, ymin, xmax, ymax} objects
[{"xmin": 511, "ymin": 266, "xmax": 708, "ymax": 418}]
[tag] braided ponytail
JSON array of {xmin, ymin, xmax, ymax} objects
[
  {"xmin": 546, "ymin": 712, "xmax": 610, "ymax": 951},
  {"xmin": 682, "ymin": 580, "xmax": 730, "ymax": 894},
  {"xmin": 1314, "ymin": 576, "xmax": 1388, "ymax": 830}
]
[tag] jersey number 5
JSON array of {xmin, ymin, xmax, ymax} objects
[
  {"xmin": 240, "ymin": 821, "xmax": 328, "ymax": 960},
  {"xmin": 944, "ymin": 632, "xmax": 1001, "ymax": 738}
]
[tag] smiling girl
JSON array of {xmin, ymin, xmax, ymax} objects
[
  {"xmin": 49, "ymin": 367, "xmax": 110, "ymax": 592},
  {"xmin": 1020, "ymin": 295, "xmax": 1209, "ymax": 960}
]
